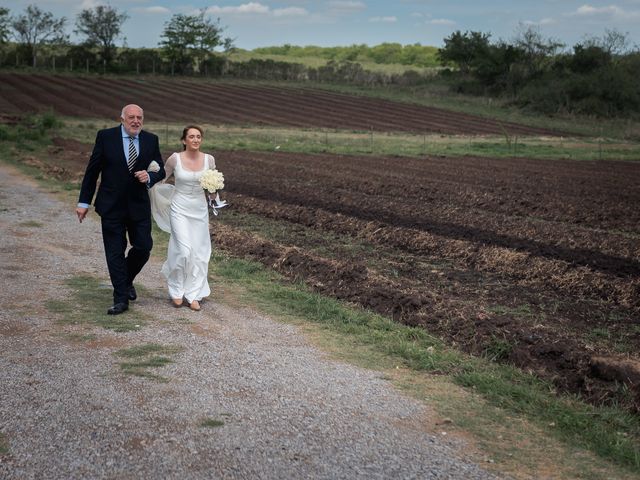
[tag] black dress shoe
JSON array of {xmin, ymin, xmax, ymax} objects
[
  {"xmin": 107, "ymin": 302, "xmax": 129, "ymax": 315},
  {"xmin": 128, "ymin": 285, "xmax": 137, "ymax": 301}
]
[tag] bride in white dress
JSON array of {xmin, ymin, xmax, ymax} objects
[{"xmin": 149, "ymin": 125, "xmax": 215, "ymax": 311}]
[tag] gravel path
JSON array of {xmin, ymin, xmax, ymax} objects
[{"xmin": 0, "ymin": 162, "xmax": 504, "ymax": 479}]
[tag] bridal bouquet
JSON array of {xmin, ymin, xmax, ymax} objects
[
  {"xmin": 200, "ymin": 168, "xmax": 224, "ymax": 193},
  {"xmin": 200, "ymin": 169, "xmax": 227, "ymax": 216}
]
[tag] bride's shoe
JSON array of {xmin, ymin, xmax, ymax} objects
[
  {"xmin": 189, "ymin": 300, "xmax": 201, "ymax": 311},
  {"xmin": 172, "ymin": 298, "xmax": 183, "ymax": 307}
]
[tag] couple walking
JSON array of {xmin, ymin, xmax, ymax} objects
[{"xmin": 76, "ymin": 104, "xmax": 219, "ymax": 314}]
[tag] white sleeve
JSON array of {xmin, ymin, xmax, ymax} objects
[
  {"xmin": 148, "ymin": 152, "xmax": 177, "ymax": 234},
  {"xmin": 163, "ymin": 153, "xmax": 178, "ymax": 180},
  {"xmin": 149, "ymin": 184, "xmax": 174, "ymax": 233},
  {"xmin": 207, "ymin": 153, "xmax": 216, "ymax": 170}
]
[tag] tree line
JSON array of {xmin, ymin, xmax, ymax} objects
[
  {"xmin": 438, "ymin": 27, "xmax": 640, "ymax": 117},
  {"xmin": 0, "ymin": 4, "xmax": 232, "ymax": 74},
  {"xmin": 1, "ymin": 5, "xmax": 638, "ymax": 118},
  {"xmin": 253, "ymin": 44, "xmax": 440, "ymax": 68}
]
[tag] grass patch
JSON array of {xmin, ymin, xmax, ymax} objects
[
  {"xmin": 46, "ymin": 275, "xmax": 146, "ymax": 332},
  {"xmin": 0, "ymin": 432, "xmax": 8, "ymax": 455},
  {"xmin": 482, "ymin": 336, "xmax": 514, "ymax": 362},
  {"xmin": 116, "ymin": 343, "xmax": 183, "ymax": 357},
  {"xmin": 209, "ymin": 252, "xmax": 640, "ymax": 476},
  {"xmin": 57, "ymin": 115, "xmax": 640, "ymax": 163},
  {"xmin": 150, "ymin": 123, "xmax": 640, "ymax": 162},
  {"xmin": 115, "ymin": 343, "xmax": 183, "ymax": 381},
  {"xmin": 17, "ymin": 220, "xmax": 43, "ymax": 228},
  {"xmin": 61, "ymin": 333, "xmax": 98, "ymax": 343},
  {"xmin": 200, "ymin": 418, "xmax": 225, "ymax": 428}
]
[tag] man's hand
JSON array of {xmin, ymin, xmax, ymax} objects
[
  {"xmin": 76, "ymin": 206, "xmax": 88, "ymax": 223},
  {"xmin": 134, "ymin": 170, "xmax": 149, "ymax": 184}
]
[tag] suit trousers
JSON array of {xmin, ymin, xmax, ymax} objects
[{"xmin": 101, "ymin": 216, "xmax": 152, "ymax": 304}]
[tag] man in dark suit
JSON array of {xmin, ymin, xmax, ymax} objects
[{"xmin": 76, "ymin": 104, "xmax": 166, "ymax": 315}]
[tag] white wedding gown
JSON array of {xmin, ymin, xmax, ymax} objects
[{"xmin": 150, "ymin": 152, "xmax": 215, "ymax": 303}]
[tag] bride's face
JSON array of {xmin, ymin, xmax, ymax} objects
[{"xmin": 183, "ymin": 129, "xmax": 202, "ymax": 151}]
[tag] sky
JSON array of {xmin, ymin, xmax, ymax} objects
[{"xmin": 4, "ymin": 0, "xmax": 640, "ymax": 51}]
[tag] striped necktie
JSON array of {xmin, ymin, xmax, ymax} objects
[{"xmin": 127, "ymin": 136, "xmax": 137, "ymax": 172}]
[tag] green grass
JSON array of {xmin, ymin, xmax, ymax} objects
[
  {"xmin": 145, "ymin": 122, "xmax": 640, "ymax": 162},
  {"xmin": 53, "ymin": 117, "xmax": 640, "ymax": 163},
  {"xmin": 115, "ymin": 343, "xmax": 183, "ymax": 358},
  {"xmin": 227, "ymin": 50, "xmax": 439, "ymax": 75},
  {"xmin": 208, "ymin": 251, "xmax": 640, "ymax": 475},
  {"xmin": 17, "ymin": 220, "xmax": 43, "ymax": 228},
  {"xmin": 199, "ymin": 418, "xmax": 225, "ymax": 428},
  {"xmin": 115, "ymin": 343, "xmax": 183, "ymax": 381},
  {"xmin": 0, "ymin": 432, "xmax": 8, "ymax": 455},
  {"xmin": 46, "ymin": 275, "xmax": 146, "ymax": 332},
  {"xmin": 61, "ymin": 333, "xmax": 98, "ymax": 343}
]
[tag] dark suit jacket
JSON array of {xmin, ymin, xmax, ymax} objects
[{"xmin": 78, "ymin": 126, "xmax": 166, "ymax": 220}]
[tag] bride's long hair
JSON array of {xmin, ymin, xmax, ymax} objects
[{"xmin": 181, "ymin": 125, "xmax": 204, "ymax": 151}]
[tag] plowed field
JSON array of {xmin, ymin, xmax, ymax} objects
[
  {"xmin": 4, "ymin": 71, "xmax": 638, "ymax": 413},
  {"xmin": 0, "ymin": 72, "xmax": 561, "ymax": 136},
  {"xmin": 36, "ymin": 134, "xmax": 640, "ymax": 414}
]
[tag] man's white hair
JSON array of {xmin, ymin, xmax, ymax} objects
[{"xmin": 120, "ymin": 104, "xmax": 144, "ymax": 119}]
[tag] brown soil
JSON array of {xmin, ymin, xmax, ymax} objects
[
  {"xmin": 0, "ymin": 72, "xmax": 564, "ymax": 136},
  {"xmin": 44, "ymin": 136, "xmax": 640, "ymax": 413}
]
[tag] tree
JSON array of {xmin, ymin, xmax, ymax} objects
[
  {"xmin": 581, "ymin": 28, "xmax": 630, "ymax": 57},
  {"xmin": 160, "ymin": 9, "xmax": 233, "ymax": 75},
  {"xmin": 159, "ymin": 14, "xmax": 196, "ymax": 74},
  {"xmin": 570, "ymin": 44, "xmax": 612, "ymax": 73},
  {"xmin": 473, "ymin": 42, "xmax": 525, "ymax": 92},
  {"xmin": 12, "ymin": 4, "xmax": 67, "ymax": 67},
  {"xmin": 75, "ymin": 5, "xmax": 128, "ymax": 67},
  {"xmin": 0, "ymin": 7, "xmax": 10, "ymax": 44},
  {"xmin": 370, "ymin": 43, "xmax": 403, "ymax": 64},
  {"xmin": 438, "ymin": 30, "xmax": 491, "ymax": 73},
  {"xmin": 511, "ymin": 24, "xmax": 563, "ymax": 79}
]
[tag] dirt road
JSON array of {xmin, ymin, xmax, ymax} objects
[{"xmin": 0, "ymin": 161, "xmax": 501, "ymax": 479}]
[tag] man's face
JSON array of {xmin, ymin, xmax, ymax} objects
[{"xmin": 122, "ymin": 106, "xmax": 144, "ymax": 136}]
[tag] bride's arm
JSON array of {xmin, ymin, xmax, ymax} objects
[
  {"xmin": 207, "ymin": 154, "xmax": 216, "ymax": 170},
  {"xmin": 163, "ymin": 153, "xmax": 178, "ymax": 180}
]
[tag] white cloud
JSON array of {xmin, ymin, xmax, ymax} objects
[
  {"xmin": 133, "ymin": 6, "xmax": 171, "ymax": 15},
  {"xmin": 569, "ymin": 3, "xmax": 640, "ymax": 21},
  {"xmin": 428, "ymin": 18, "xmax": 456, "ymax": 26},
  {"xmin": 273, "ymin": 7, "xmax": 308, "ymax": 17},
  {"xmin": 327, "ymin": 1, "xmax": 367, "ymax": 14},
  {"xmin": 206, "ymin": 2, "xmax": 270, "ymax": 15},
  {"xmin": 574, "ymin": 4, "xmax": 623, "ymax": 16},
  {"xmin": 369, "ymin": 16, "xmax": 397, "ymax": 23},
  {"xmin": 523, "ymin": 17, "xmax": 556, "ymax": 26},
  {"xmin": 203, "ymin": 3, "xmax": 308, "ymax": 19}
]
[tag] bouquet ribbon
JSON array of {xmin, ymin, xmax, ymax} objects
[{"xmin": 207, "ymin": 192, "xmax": 228, "ymax": 216}]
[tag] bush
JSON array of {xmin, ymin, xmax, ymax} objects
[
  {"xmin": 0, "ymin": 125, "xmax": 10, "ymax": 141},
  {"xmin": 38, "ymin": 110, "xmax": 62, "ymax": 130}
]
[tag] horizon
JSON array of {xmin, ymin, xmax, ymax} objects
[{"xmin": 2, "ymin": 1, "xmax": 639, "ymax": 52}]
